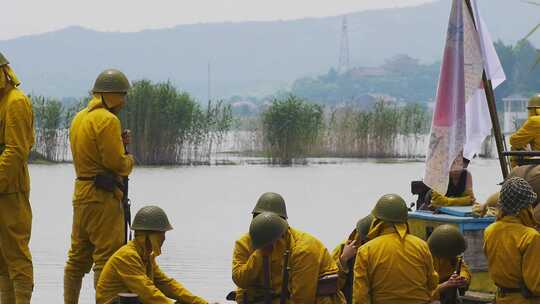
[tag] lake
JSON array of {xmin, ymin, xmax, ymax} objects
[{"xmin": 29, "ymin": 158, "xmax": 503, "ymax": 303}]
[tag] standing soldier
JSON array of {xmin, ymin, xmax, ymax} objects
[
  {"xmin": 353, "ymin": 194, "xmax": 439, "ymax": 304},
  {"xmin": 64, "ymin": 69, "xmax": 135, "ymax": 303},
  {"xmin": 484, "ymin": 177, "xmax": 540, "ymax": 303},
  {"xmin": 331, "ymin": 215, "xmax": 373, "ymax": 304},
  {"xmin": 232, "ymin": 192, "xmax": 345, "ymax": 303},
  {"xmin": 0, "ymin": 52, "xmax": 35, "ymax": 303},
  {"xmin": 427, "ymin": 225, "xmax": 471, "ymax": 303}
]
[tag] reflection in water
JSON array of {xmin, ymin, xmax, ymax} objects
[{"xmin": 29, "ymin": 159, "xmax": 502, "ymax": 303}]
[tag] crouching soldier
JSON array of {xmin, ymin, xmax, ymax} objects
[
  {"xmin": 427, "ymin": 225, "xmax": 471, "ymax": 303},
  {"xmin": 233, "ymin": 205, "xmax": 345, "ymax": 303},
  {"xmin": 331, "ymin": 215, "xmax": 374, "ymax": 304},
  {"xmin": 96, "ymin": 206, "xmax": 216, "ymax": 304},
  {"xmin": 353, "ymin": 194, "xmax": 439, "ymax": 304}
]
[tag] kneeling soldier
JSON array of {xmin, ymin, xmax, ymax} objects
[
  {"xmin": 233, "ymin": 209, "xmax": 345, "ymax": 303},
  {"xmin": 353, "ymin": 194, "xmax": 439, "ymax": 304},
  {"xmin": 96, "ymin": 206, "xmax": 213, "ymax": 304},
  {"xmin": 331, "ymin": 215, "xmax": 374, "ymax": 304},
  {"xmin": 427, "ymin": 225, "xmax": 471, "ymax": 303}
]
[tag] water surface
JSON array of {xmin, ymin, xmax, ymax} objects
[{"xmin": 29, "ymin": 159, "xmax": 503, "ymax": 302}]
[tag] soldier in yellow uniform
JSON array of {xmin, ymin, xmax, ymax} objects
[
  {"xmin": 484, "ymin": 177, "xmax": 540, "ymax": 304},
  {"xmin": 231, "ymin": 192, "xmax": 286, "ymax": 303},
  {"xmin": 96, "ymin": 206, "xmax": 213, "ymax": 304},
  {"xmin": 473, "ymin": 165, "xmax": 540, "ymax": 222},
  {"xmin": 353, "ymin": 194, "xmax": 439, "ymax": 304},
  {"xmin": 0, "ymin": 52, "xmax": 35, "ymax": 304},
  {"xmin": 331, "ymin": 215, "xmax": 373, "ymax": 304},
  {"xmin": 430, "ymin": 158, "xmax": 476, "ymax": 208},
  {"xmin": 233, "ymin": 193, "xmax": 345, "ymax": 304},
  {"xmin": 510, "ymin": 94, "xmax": 540, "ymax": 167},
  {"xmin": 427, "ymin": 225, "xmax": 472, "ymax": 303},
  {"xmin": 64, "ymin": 69, "xmax": 135, "ymax": 303}
]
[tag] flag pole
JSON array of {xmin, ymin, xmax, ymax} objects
[{"xmin": 464, "ymin": 0, "xmax": 509, "ymax": 179}]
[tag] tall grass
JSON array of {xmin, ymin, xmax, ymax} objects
[
  {"xmin": 120, "ymin": 80, "xmax": 233, "ymax": 165},
  {"xmin": 262, "ymin": 95, "xmax": 323, "ymax": 164}
]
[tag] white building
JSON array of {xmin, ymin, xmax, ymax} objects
[{"xmin": 502, "ymin": 95, "xmax": 528, "ymax": 134}]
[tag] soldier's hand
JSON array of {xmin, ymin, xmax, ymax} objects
[
  {"xmin": 122, "ymin": 129, "xmax": 131, "ymax": 145},
  {"xmin": 447, "ymin": 273, "xmax": 467, "ymax": 288},
  {"xmin": 340, "ymin": 240, "xmax": 358, "ymax": 265}
]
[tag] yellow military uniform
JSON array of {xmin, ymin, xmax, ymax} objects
[
  {"xmin": 96, "ymin": 239, "xmax": 207, "ymax": 304},
  {"xmin": 232, "ymin": 228, "xmax": 346, "ymax": 304},
  {"xmin": 0, "ymin": 85, "xmax": 34, "ymax": 303},
  {"xmin": 431, "ymin": 190, "xmax": 475, "ymax": 207},
  {"xmin": 510, "ymin": 115, "xmax": 540, "ymax": 152},
  {"xmin": 353, "ymin": 225, "xmax": 438, "ymax": 304},
  {"xmin": 64, "ymin": 95, "xmax": 134, "ymax": 302},
  {"xmin": 431, "ymin": 256, "xmax": 472, "ymax": 300},
  {"xmin": 484, "ymin": 214, "xmax": 540, "ymax": 304}
]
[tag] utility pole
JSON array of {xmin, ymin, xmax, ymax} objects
[
  {"xmin": 207, "ymin": 61, "xmax": 212, "ymax": 109},
  {"xmin": 338, "ymin": 16, "xmax": 350, "ymax": 74}
]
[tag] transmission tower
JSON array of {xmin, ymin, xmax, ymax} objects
[{"xmin": 338, "ymin": 16, "xmax": 350, "ymax": 73}]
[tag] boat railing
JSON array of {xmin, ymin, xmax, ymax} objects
[{"xmin": 502, "ymin": 151, "xmax": 540, "ymax": 165}]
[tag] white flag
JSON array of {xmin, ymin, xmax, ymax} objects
[
  {"xmin": 424, "ymin": 0, "xmax": 484, "ymax": 193},
  {"xmin": 463, "ymin": 0, "xmax": 506, "ymax": 160}
]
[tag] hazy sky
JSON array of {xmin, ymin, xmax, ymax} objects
[{"xmin": 1, "ymin": 0, "xmax": 435, "ymax": 40}]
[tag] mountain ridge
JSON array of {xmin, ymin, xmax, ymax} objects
[{"xmin": 0, "ymin": 0, "xmax": 536, "ymax": 100}]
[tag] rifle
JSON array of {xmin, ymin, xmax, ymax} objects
[
  {"xmin": 279, "ymin": 249, "xmax": 290, "ymax": 304},
  {"xmin": 443, "ymin": 256, "xmax": 463, "ymax": 304},
  {"xmin": 262, "ymin": 256, "xmax": 272, "ymax": 304},
  {"xmin": 122, "ymin": 130, "xmax": 132, "ymax": 244}
]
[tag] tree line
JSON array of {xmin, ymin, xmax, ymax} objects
[{"xmin": 285, "ymin": 40, "xmax": 539, "ymax": 107}]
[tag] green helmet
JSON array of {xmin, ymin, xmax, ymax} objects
[
  {"xmin": 528, "ymin": 94, "xmax": 540, "ymax": 109},
  {"xmin": 356, "ymin": 214, "xmax": 374, "ymax": 242},
  {"xmin": 371, "ymin": 194, "xmax": 408, "ymax": 223},
  {"xmin": 131, "ymin": 205, "xmax": 173, "ymax": 232},
  {"xmin": 249, "ymin": 212, "xmax": 288, "ymax": 249},
  {"xmin": 252, "ymin": 192, "xmax": 287, "ymax": 219},
  {"xmin": 427, "ymin": 225, "xmax": 467, "ymax": 257},
  {"xmin": 92, "ymin": 69, "xmax": 130, "ymax": 93},
  {"xmin": 0, "ymin": 52, "xmax": 8, "ymax": 67}
]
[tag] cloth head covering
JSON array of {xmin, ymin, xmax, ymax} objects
[
  {"xmin": 1, "ymin": 65, "xmax": 21, "ymax": 87},
  {"xmin": 499, "ymin": 177, "xmax": 537, "ymax": 216},
  {"xmin": 367, "ymin": 218, "xmax": 408, "ymax": 240},
  {"xmin": 134, "ymin": 231, "xmax": 165, "ymax": 277}
]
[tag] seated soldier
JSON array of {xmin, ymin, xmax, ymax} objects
[
  {"xmin": 509, "ymin": 94, "xmax": 540, "ymax": 167},
  {"xmin": 472, "ymin": 192, "xmax": 499, "ymax": 218},
  {"xmin": 353, "ymin": 194, "xmax": 439, "ymax": 304},
  {"xmin": 96, "ymin": 206, "xmax": 215, "ymax": 304},
  {"xmin": 234, "ymin": 211, "xmax": 345, "ymax": 303},
  {"xmin": 430, "ymin": 158, "xmax": 476, "ymax": 208},
  {"xmin": 484, "ymin": 177, "xmax": 540, "ymax": 303},
  {"xmin": 427, "ymin": 225, "xmax": 471, "ymax": 303},
  {"xmin": 473, "ymin": 165, "xmax": 540, "ymax": 223},
  {"xmin": 331, "ymin": 215, "xmax": 374, "ymax": 304}
]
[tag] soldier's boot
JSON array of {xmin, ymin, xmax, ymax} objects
[
  {"xmin": 12, "ymin": 281, "xmax": 32, "ymax": 304},
  {"xmin": 64, "ymin": 274, "xmax": 83, "ymax": 304},
  {"xmin": 0, "ymin": 276, "xmax": 15, "ymax": 304}
]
